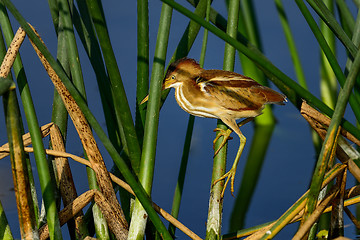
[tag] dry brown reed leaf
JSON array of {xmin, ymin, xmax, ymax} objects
[
  {"xmin": 0, "ymin": 122, "xmax": 53, "ymax": 159},
  {"xmin": 293, "ymin": 187, "xmax": 339, "ymax": 240},
  {"xmin": 302, "ymin": 112, "xmax": 350, "ymax": 164},
  {"xmin": 0, "ymin": 27, "xmax": 26, "ymax": 78},
  {"xmin": 49, "ymin": 124, "xmax": 86, "ymax": 238},
  {"xmin": 39, "ymin": 190, "xmax": 96, "ymax": 239},
  {"xmin": 301, "ymin": 101, "xmax": 360, "ymax": 147},
  {"xmin": 234, "ymin": 178, "xmax": 360, "ymax": 240},
  {"xmin": 344, "ymin": 207, "xmax": 360, "ymax": 230},
  {"xmin": 240, "ymin": 183, "xmax": 360, "ymax": 240},
  {"xmin": 242, "ymin": 164, "xmax": 346, "ymax": 240},
  {"xmin": 83, "ymin": 237, "xmax": 97, "ymax": 240},
  {"xmin": 39, "ymin": 189, "xmax": 127, "ymax": 239},
  {"xmin": 38, "ymin": 189, "xmax": 182, "ymax": 240},
  {"xmin": 301, "ymin": 101, "xmax": 360, "ymax": 184},
  {"xmin": 329, "ymin": 170, "xmax": 347, "ymax": 238},
  {"xmin": 242, "ymin": 223, "xmax": 275, "ymax": 240},
  {"xmin": 347, "ymin": 160, "xmax": 360, "ymax": 182},
  {"xmin": 26, "ymin": 25, "xmax": 128, "ymax": 238},
  {"xmin": 0, "ymin": 26, "xmax": 39, "ymax": 240}
]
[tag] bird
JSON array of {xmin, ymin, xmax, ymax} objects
[{"xmin": 142, "ymin": 57, "xmax": 286, "ymax": 196}]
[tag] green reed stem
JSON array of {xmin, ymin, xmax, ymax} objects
[
  {"xmin": 50, "ymin": 1, "xmax": 94, "ymax": 238},
  {"xmin": 238, "ymin": 0, "xmax": 275, "ymax": 125},
  {"xmin": 206, "ymin": 0, "xmax": 240, "ymax": 239},
  {"xmin": 0, "ymin": 199, "xmax": 13, "ymax": 240},
  {"xmin": 135, "ymin": 0, "xmax": 149, "ymax": 146},
  {"xmin": 274, "ymin": 0, "xmax": 307, "ymax": 89},
  {"xmin": 0, "ymin": 3, "xmax": 41, "ymax": 229},
  {"xmin": 0, "ymin": 76, "xmax": 14, "ymax": 95},
  {"xmin": 319, "ymin": 0, "xmax": 337, "ymax": 109},
  {"xmin": 306, "ymin": 0, "xmax": 358, "ymax": 58},
  {"xmin": 315, "ymin": 1, "xmax": 337, "ymax": 237},
  {"xmin": 73, "ymin": 0, "xmax": 121, "ymax": 154},
  {"xmin": 296, "ymin": 0, "xmax": 360, "ymax": 124},
  {"xmin": 170, "ymin": 0, "xmax": 209, "ymax": 62},
  {"xmin": 1, "ymin": 4, "xmax": 62, "ymax": 239},
  {"xmin": 73, "ymin": 1, "xmax": 127, "ymax": 234},
  {"xmin": 168, "ymin": 0, "xmax": 211, "ymax": 237},
  {"xmin": 0, "ymin": 29, "xmax": 38, "ymax": 239},
  {"xmin": 303, "ymin": 35, "xmax": 360, "ymax": 227},
  {"xmin": 3, "ymin": 88, "xmax": 39, "ymax": 239},
  {"xmin": 128, "ymin": 2, "xmax": 173, "ymax": 239},
  {"xmin": 158, "ymin": 0, "xmax": 209, "ymax": 106},
  {"xmin": 86, "ymin": 0, "xmax": 142, "ymax": 174},
  {"xmin": 335, "ymin": 0, "xmax": 355, "ymax": 37}
]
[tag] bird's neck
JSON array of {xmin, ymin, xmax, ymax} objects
[{"xmin": 172, "ymin": 80, "xmax": 217, "ymax": 119}]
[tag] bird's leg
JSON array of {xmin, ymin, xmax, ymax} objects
[
  {"xmin": 213, "ymin": 128, "xmax": 233, "ymax": 156},
  {"xmin": 213, "ymin": 133, "xmax": 246, "ymax": 197},
  {"xmin": 213, "ymin": 117, "xmax": 254, "ymax": 157}
]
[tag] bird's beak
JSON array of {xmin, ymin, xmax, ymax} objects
[
  {"xmin": 140, "ymin": 76, "xmax": 174, "ymax": 105},
  {"xmin": 140, "ymin": 95, "xmax": 149, "ymax": 105}
]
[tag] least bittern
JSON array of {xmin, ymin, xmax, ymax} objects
[{"xmin": 142, "ymin": 57, "xmax": 286, "ymax": 196}]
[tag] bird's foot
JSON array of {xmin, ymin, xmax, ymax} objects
[
  {"xmin": 213, "ymin": 128, "xmax": 233, "ymax": 156},
  {"xmin": 212, "ymin": 166, "xmax": 237, "ymax": 197}
]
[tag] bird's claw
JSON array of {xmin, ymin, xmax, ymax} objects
[
  {"xmin": 213, "ymin": 128, "xmax": 233, "ymax": 156},
  {"xmin": 212, "ymin": 167, "xmax": 236, "ymax": 197}
]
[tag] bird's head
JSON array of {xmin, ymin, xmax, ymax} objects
[
  {"xmin": 140, "ymin": 58, "xmax": 202, "ymax": 104},
  {"xmin": 163, "ymin": 58, "xmax": 203, "ymax": 89}
]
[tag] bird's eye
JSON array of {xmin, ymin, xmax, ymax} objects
[{"xmin": 171, "ymin": 75, "xmax": 176, "ymax": 80}]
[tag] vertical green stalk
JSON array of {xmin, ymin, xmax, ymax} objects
[
  {"xmin": 168, "ymin": 115, "xmax": 195, "ymax": 237},
  {"xmin": 295, "ymin": 0, "xmax": 360, "ymax": 124},
  {"xmin": 74, "ymin": 0, "xmax": 121, "ymax": 154},
  {"xmin": 306, "ymin": 0, "xmax": 357, "ymax": 58},
  {"xmin": 274, "ymin": 0, "xmax": 307, "ymax": 89},
  {"xmin": 157, "ymin": 0, "xmax": 208, "ymax": 105},
  {"xmin": 170, "ymin": 0, "xmax": 209, "ymax": 62},
  {"xmin": 86, "ymin": 0, "xmax": 141, "ymax": 174},
  {"xmin": 275, "ymin": 0, "xmax": 326, "ymax": 164},
  {"xmin": 47, "ymin": 1, "xmax": 91, "ymax": 238},
  {"xmin": 206, "ymin": 0, "xmax": 240, "ymax": 239},
  {"xmin": 0, "ymin": 1, "xmax": 40, "ymax": 228},
  {"xmin": 3, "ymin": 88, "xmax": 39, "ymax": 240},
  {"xmin": 303, "ymin": 38, "xmax": 360, "ymax": 229},
  {"xmin": 48, "ymin": 2, "xmax": 76, "ymax": 237},
  {"xmin": 49, "ymin": 10, "xmax": 70, "ymax": 141},
  {"xmin": 0, "ymin": 76, "xmax": 13, "ymax": 95},
  {"xmin": 319, "ymin": 0, "xmax": 337, "ymax": 110},
  {"xmin": 0, "ymin": 199, "xmax": 13, "ymax": 240},
  {"xmin": 168, "ymin": 0, "xmax": 210, "ymax": 237},
  {"xmin": 315, "ymin": 1, "xmax": 337, "ymax": 236},
  {"xmin": 237, "ymin": 0, "xmax": 275, "ymax": 125},
  {"xmin": 72, "ymin": 5, "xmax": 127, "ymax": 223},
  {"xmin": 335, "ymin": 0, "xmax": 355, "ymax": 37},
  {"xmin": 128, "ymin": 2, "xmax": 173, "ymax": 239},
  {"xmin": 1, "ymin": 4, "xmax": 62, "ymax": 239},
  {"xmin": 0, "ymin": 28, "xmax": 38, "ymax": 239},
  {"xmin": 135, "ymin": 0, "xmax": 149, "ymax": 146}
]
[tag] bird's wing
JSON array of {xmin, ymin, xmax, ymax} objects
[{"xmin": 197, "ymin": 70, "xmax": 285, "ymax": 111}]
